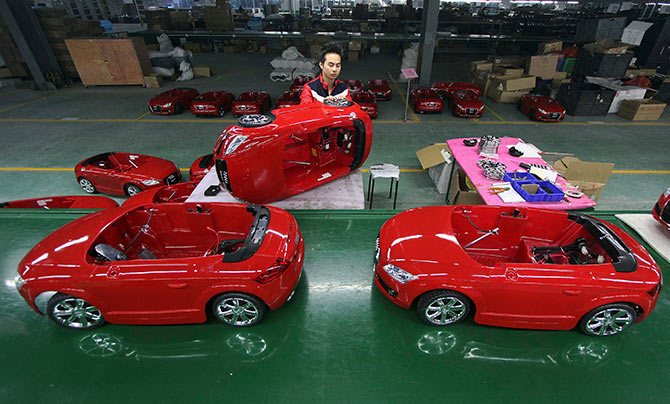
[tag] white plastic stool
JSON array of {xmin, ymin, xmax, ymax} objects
[{"xmin": 367, "ymin": 163, "xmax": 400, "ymax": 209}]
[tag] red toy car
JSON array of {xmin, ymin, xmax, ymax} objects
[
  {"xmin": 16, "ymin": 202, "xmax": 304, "ymax": 329},
  {"xmin": 122, "ymin": 181, "xmax": 198, "ymax": 207},
  {"xmin": 0, "ymin": 195, "xmax": 118, "ymax": 210},
  {"xmin": 275, "ymin": 90, "xmax": 302, "ymax": 109},
  {"xmin": 374, "ymin": 205, "xmax": 662, "ymax": 337},
  {"xmin": 519, "ymin": 94, "xmax": 566, "ymax": 122},
  {"xmin": 231, "ymin": 91, "xmax": 271, "ymax": 117},
  {"xmin": 189, "ymin": 153, "xmax": 215, "ymax": 182},
  {"xmin": 352, "ymin": 90, "xmax": 378, "ymax": 119},
  {"xmin": 410, "ymin": 89, "xmax": 444, "ymax": 113},
  {"xmin": 653, "ymin": 188, "xmax": 670, "ymax": 230},
  {"xmin": 290, "ymin": 77, "xmax": 310, "ymax": 92},
  {"xmin": 148, "ymin": 87, "xmax": 200, "ymax": 115},
  {"xmin": 190, "ymin": 91, "xmax": 234, "ymax": 117},
  {"xmin": 367, "ymin": 79, "xmax": 392, "ymax": 100},
  {"xmin": 214, "ymin": 100, "xmax": 373, "ymax": 204},
  {"xmin": 345, "ymin": 79, "xmax": 364, "ymax": 95},
  {"xmin": 431, "ymin": 81, "xmax": 482, "ymax": 98},
  {"xmin": 75, "ymin": 152, "xmax": 181, "ymax": 197},
  {"xmin": 447, "ymin": 90, "xmax": 485, "ymax": 118}
]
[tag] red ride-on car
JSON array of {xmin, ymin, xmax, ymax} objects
[
  {"xmin": 148, "ymin": 87, "xmax": 200, "ymax": 115},
  {"xmin": 447, "ymin": 90, "xmax": 485, "ymax": 118},
  {"xmin": 232, "ymin": 91, "xmax": 271, "ymax": 117},
  {"xmin": 367, "ymin": 79, "xmax": 392, "ymax": 100},
  {"xmin": 345, "ymin": 79, "xmax": 364, "ymax": 95},
  {"xmin": 75, "ymin": 152, "xmax": 181, "ymax": 197},
  {"xmin": 214, "ymin": 99, "xmax": 373, "ymax": 204},
  {"xmin": 275, "ymin": 89, "xmax": 302, "ymax": 109},
  {"xmin": 653, "ymin": 188, "xmax": 670, "ymax": 230},
  {"xmin": 410, "ymin": 89, "xmax": 444, "ymax": 113},
  {"xmin": 290, "ymin": 77, "xmax": 310, "ymax": 92},
  {"xmin": 352, "ymin": 90, "xmax": 378, "ymax": 118},
  {"xmin": 122, "ymin": 181, "xmax": 198, "ymax": 207},
  {"xmin": 189, "ymin": 153, "xmax": 215, "ymax": 182},
  {"xmin": 191, "ymin": 91, "xmax": 234, "ymax": 117},
  {"xmin": 15, "ymin": 202, "xmax": 304, "ymax": 329},
  {"xmin": 0, "ymin": 195, "xmax": 118, "ymax": 210},
  {"xmin": 374, "ymin": 205, "xmax": 662, "ymax": 337},
  {"xmin": 431, "ymin": 81, "xmax": 482, "ymax": 98},
  {"xmin": 519, "ymin": 94, "xmax": 566, "ymax": 122}
]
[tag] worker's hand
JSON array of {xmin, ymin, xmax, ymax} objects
[{"xmin": 324, "ymin": 96, "xmax": 336, "ymax": 103}]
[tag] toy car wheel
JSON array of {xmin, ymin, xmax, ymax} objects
[
  {"xmin": 218, "ymin": 106, "xmax": 225, "ymax": 117},
  {"xmin": 579, "ymin": 303, "xmax": 636, "ymax": 337},
  {"xmin": 124, "ymin": 184, "xmax": 142, "ymax": 196},
  {"xmin": 237, "ymin": 114, "xmax": 275, "ymax": 128},
  {"xmin": 47, "ymin": 294, "xmax": 106, "ymax": 330},
  {"xmin": 78, "ymin": 177, "xmax": 97, "ymax": 194},
  {"xmin": 417, "ymin": 290, "xmax": 471, "ymax": 326},
  {"xmin": 212, "ymin": 293, "xmax": 266, "ymax": 327},
  {"xmin": 175, "ymin": 103, "xmax": 183, "ymax": 114}
]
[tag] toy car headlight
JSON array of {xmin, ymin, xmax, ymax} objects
[
  {"xmin": 538, "ymin": 108, "xmax": 547, "ymax": 114},
  {"xmin": 14, "ymin": 274, "xmax": 25, "ymax": 291},
  {"xmin": 478, "ymin": 105, "xmax": 485, "ymax": 110},
  {"xmin": 163, "ymin": 102, "xmax": 172, "ymax": 107},
  {"xmin": 457, "ymin": 104, "xmax": 465, "ymax": 110},
  {"xmin": 664, "ymin": 188, "xmax": 670, "ymax": 198},
  {"xmin": 383, "ymin": 264, "xmax": 418, "ymax": 284},
  {"xmin": 141, "ymin": 179, "xmax": 160, "ymax": 186},
  {"xmin": 225, "ymin": 135, "xmax": 248, "ymax": 155}
]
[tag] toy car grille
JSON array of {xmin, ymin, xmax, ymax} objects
[
  {"xmin": 549, "ymin": 113, "xmax": 560, "ymax": 119},
  {"xmin": 150, "ymin": 106, "xmax": 161, "ymax": 112},
  {"xmin": 466, "ymin": 108, "xmax": 478, "ymax": 115},
  {"xmin": 164, "ymin": 171, "xmax": 179, "ymax": 185}
]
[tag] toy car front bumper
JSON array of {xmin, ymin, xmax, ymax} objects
[
  {"xmin": 191, "ymin": 105, "xmax": 218, "ymax": 116},
  {"xmin": 373, "ymin": 266, "xmax": 413, "ymax": 309},
  {"xmin": 232, "ymin": 105, "xmax": 260, "ymax": 115},
  {"xmin": 537, "ymin": 112, "xmax": 565, "ymax": 122},
  {"xmin": 149, "ymin": 105, "xmax": 174, "ymax": 115}
]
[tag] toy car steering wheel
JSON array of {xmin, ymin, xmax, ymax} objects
[{"xmin": 323, "ymin": 98, "xmax": 353, "ymax": 107}]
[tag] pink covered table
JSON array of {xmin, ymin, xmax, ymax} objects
[{"xmin": 446, "ymin": 137, "xmax": 596, "ymax": 210}]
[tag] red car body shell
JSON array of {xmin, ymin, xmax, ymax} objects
[
  {"xmin": 374, "ymin": 205, "xmax": 662, "ymax": 331},
  {"xmin": 148, "ymin": 88, "xmax": 200, "ymax": 115},
  {"xmin": 520, "ymin": 95, "xmax": 566, "ymax": 122},
  {"xmin": 190, "ymin": 91, "xmax": 234, "ymax": 117},
  {"xmin": 231, "ymin": 91, "xmax": 271, "ymax": 116},
  {"xmin": 290, "ymin": 77, "xmax": 310, "ymax": 92},
  {"xmin": 410, "ymin": 89, "xmax": 444, "ymax": 113},
  {"xmin": 75, "ymin": 152, "xmax": 181, "ymax": 196},
  {"xmin": 214, "ymin": 102, "xmax": 373, "ymax": 204},
  {"xmin": 275, "ymin": 90, "xmax": 301, "ymax": 109},
  {"xmin": 352, "ymin": 91, "xmax": 378, "ymax": 118},
  {"xmin": 0, "ymin": 195, "xmax": 118, "ymax": 210},
  {"xmin": 17, "ymin": 202, "xmax": 304, "ymax": 325},
  {"xmin": 345, "ymin": 79, "xmax": 364, "ymax": 95},
  {"xmin": 367, "ymin": 79, "xmax": 392, "ymax": 100},
  {"xmin": 431, "ymin": 81, "xmax": 483, "ymax": 98},
  {"xmin": 653, "ymin": 188, "xmax": 670, "ymax": 230},
  {"xmin": 189, "ymin": 153, "xmax": 214, "ymax": 182}
]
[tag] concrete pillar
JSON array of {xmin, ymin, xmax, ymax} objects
[{"xmin": 418, "ymin": 0, "xmax": 439, "ymax": 88}]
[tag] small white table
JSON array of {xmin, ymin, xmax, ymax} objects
[{"xmin": 367, "ymin": 163, "xmax": 400, "ymax": 209}]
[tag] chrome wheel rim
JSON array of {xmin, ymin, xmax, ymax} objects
[
  {"xmin": 238, "ymin": 114, "xmax": 270, "ymax": 126},
  {"xmin": 417, "ymin": 331, "xmax": 457, "ymax": 355},
  {"xmin": 79, "ymin": 178, "xmax": 94, "ymax": 193},
  {"xmin": 585, "ymin": 308, "xmax": 634, "ymax": 336},
  {"xmin": 126, "ymin": 186, "xmax": 140, "ymax": 196},
  {"xmin": 52, "ymin": 298, "xmax": 103, "ymax": 329},
  {"xmin": 424, "ymin": 297, "xmax": 466, "ymax": 325},
  {"xmin": 78, "ymin": 333, "xmax": 122, "ymax": 358},
  {"xmin": 216, "ymin": 297, "xmax": 259, "ymax": 326},
  {"xmin": 226, "ymin": 333, "xmax": 267, "ymax": 356}
]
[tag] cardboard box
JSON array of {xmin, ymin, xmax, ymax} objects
[
  {"xmin": 553, "ymin": 157, "xmax": 614, "ymax": 202},
  {"xmin": 489, "ymin": 55, "xmax": 526, "ymax": 66},
  {"xmin": 625, "ymin": 68, "xmax": 656, "ymax": 77},
  {"xmin": 471, "ymin": 60, "xmax": 493, "ymax": 73},
  {"xmin": 416, "ymin": 143, "xmax": 453, "ymax": 194},
  {"xmin": 617, "ymin": 99, "xmax": 667, "ymax": 121},
  {"xmin": 193, "ymin": 65, "xmax": 211, "ymax": 77},
  {"xmin": 348, "ymin": 50, "xmax": 359, "ymax": 62},
  {"xmin": 473, "ymin": 71, "xmax": 499, "ymax": 95},
  {"xmin": 554, "ymin": 71, "xmax": 568, "ymax": 80},
  {"xmin": 525, "ymin": 54, "xmax": 560, "ymax": 80},
  {"xmin": 583, "ymin": 39, "xmax": 629, "ymax": 55},
  {"xmin": 143, "ymin": 74, "xmax": 163, "ymax": 88},
  {"xmin": 539, "ymin": 40, "xmax": 562, "ymax": 54},
  {"xmin": 493, "ymin": 75, "xmax": 536, "ymax": 92},
  {"xmin": 348, "ymin": 41, "xmax": 362, "ymax": 51},
  {"xmin": 448, "ymin": 169, "xmax": 484, "ymax": 205},
  {"xmin": 493, "ymin": 65, "xmax": 524, "ymax": 77},
  {"xmin": 621, "ymin": 21, "xmax": 653, "ymax": 46},
  {"xmin": 487, "ymin": 86, "xmax": 530, "ymax": 103},
  {"xmin": 552, "ymin": 78, "xmax": 571, "ymax": 88}
]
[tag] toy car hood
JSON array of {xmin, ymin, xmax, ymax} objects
[
  {"xmin": 149, "ymin": 93, "xmax": 176, "ymax": 105},
  {"xmin": 454, "ymin": 92, "xmax": 484, "ymax": 107},
  {"xmin": 531, "ymin": 96, "xmax": 565, "ymax": 113},
  {"xmin": 118, "ymin": 155, "xmax": 176, "ymax": 178}
]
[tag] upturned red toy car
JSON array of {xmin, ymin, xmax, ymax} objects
[
  {"xmin": 148, "ymin": 87, "xmax": 200, "ymax": 115},
  {"xmin": 367, "ymin": 79, "xmax": 392, "ymax": 100},
  {"xmin": 16, "ymin": 202, "xmax": 304, "ymax": 329},
  {"xmin": 231, "ymin": 91, "xmax": 271, "ymax": 117},
  {"xmin": 275, "ymin": 90, "xmax": 302, "ymax": 109},
  {"xmin": 75, "ymin": 152, "xmax": 181, "ymax": 197},
  {"xmin": 519, "ymin": 94, "xmax": 566, "ymax": 122},
  {"xmin": 430, "ymin": 81, "xmax": 482, "ymax": 98},
  {"xmin": 0, "ymin": 195, "xmax": 118, "ymax": 210},
  {"xmin": 345, "ymin": 79, "xmax": 364, "ymax": 95},
  {"xmin": 352, "ymin": 90, "xmax": 378, "ymax": 118},
  {"xmin": 410, "ymin": 89, "xmax": 444, "ymax": 113},
  {"xmin": 214, "ymin": 100, "xmax": 373, "ymax": 204},
  {"xmin": 189, "ymin": 153, "xmax": 215, "ymax": 182},
  {"xmin": 123, "ymin": 181, "xmax": 198, "ymax": 207},
  {"xmin": 374, "ymin": 205, "xmax": 662, "ymax": 337},
  {"xmin": 290, "ymin": 77, "xmax": 310, "ymax": 92},
  {"xmin": 653, "ymin": 188, "xmax": 670, "ymax": 230},
  {"xmin": 190, "ymin": 91, "xmax": 234, "ymax": 117}
]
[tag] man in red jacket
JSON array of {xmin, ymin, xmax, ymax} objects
[{"xmin": 300, "ymin": 44, "xmax": 352, "ymax": 104}]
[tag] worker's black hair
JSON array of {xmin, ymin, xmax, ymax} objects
[{"xmin": 319, "ymin": 44, "xmax": 343, "ymax": 64}]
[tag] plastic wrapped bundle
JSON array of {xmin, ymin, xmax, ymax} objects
[{"xmin": 270, "ymin": 68, "xmax": 294, "ymax": 82}]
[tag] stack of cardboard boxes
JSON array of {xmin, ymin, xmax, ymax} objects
[
  {"xmin": 204, "ymin": 0, "xmax": 234, "ymax": 32},
  {"xmin": 471, "ymin": 58, "xmax": 539, "ymax": 104}
]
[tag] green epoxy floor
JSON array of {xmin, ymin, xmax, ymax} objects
[
  {"xmin": 1, "ymin": 52, "xmax": 670, "ymax": 402},
  {"xmin": 1, "ymin": 210, "xmax": 669, "ymax": 403}
]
